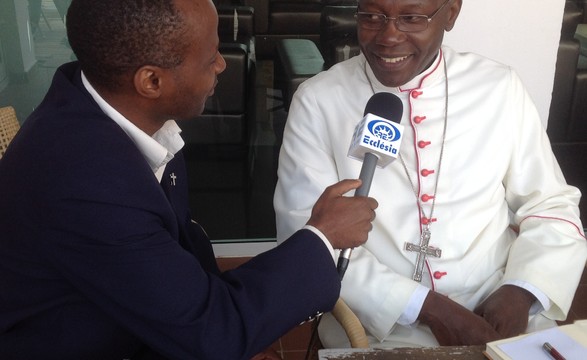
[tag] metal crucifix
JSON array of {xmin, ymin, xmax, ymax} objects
[{"xmin": 404, "ymin": 225, "xmax": 442, "ymax": 282}]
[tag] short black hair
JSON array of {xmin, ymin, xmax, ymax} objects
[{"xmin": 67, "ymin": 0, "xmax": 190, "ymax": 91}]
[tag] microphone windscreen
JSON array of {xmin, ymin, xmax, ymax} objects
[
  {"xmin": 363, "ymin": 92, "xmax": 403, "ymax": 123},
  {"xmin": 348, "ymin": 92, "xmax": 404, "ymax": 168}
]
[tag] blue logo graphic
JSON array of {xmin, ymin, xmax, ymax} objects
[{"xmin": 367, "ymin": 120, "xmax": 401, "ymax": 142}]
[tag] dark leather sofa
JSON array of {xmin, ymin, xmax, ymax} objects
[
  {"xmin": 179, "ymin": 4, "xmax": 257, "ymax": 239},
  {"xmin": 548, "ymin": 0, "xmax": 587, "ymax": 224},
  {"xmin": 319, "ymin": 5, "xmax": 360, "ymax": 68},
  {"xmin": 246, "ymin": 0, "xmax": 357, "ymax": 58},
  {"xmin": 180, "ymin": 5, "xmax": 256, "ymax": 147},
  {"xmin": 273, "ymin": 5, "xmax": 358, "ymax": 110}
]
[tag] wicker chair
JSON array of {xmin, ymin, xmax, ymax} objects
[
  {"xmin": 331, "ymin": 297, "xmax": 369, "ymax": 348},
  {"xmin": 0, "ymin": 106, "xmax": 20, "ymax": 159}
]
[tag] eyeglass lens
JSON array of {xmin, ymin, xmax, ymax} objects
[
  {"xmin": 356, "ymin": 13, "xmax": 429, "ymax": 32},
  {"xmin": 355, "ymin": 0, "xmax": 451, "ymax": 32}
]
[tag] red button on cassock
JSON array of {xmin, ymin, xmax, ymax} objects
[
  {"xmin": 421, "ymin": 194, "xmax": 434, "ymax": 202},
  {"xmin": 414, "ymin": 116, "xmax": 426, "ymax": 124},
  {"xmin": 421, "ymin": 169, "xmax": 435, "ymax": 177},
  {"xmin": 411, "ymin": 90, "xmax": 423, "ymax": 99},
  {"xmin": 418, "ymin": 140, "xmax": 431, "ymax": 148},
  {"xmin": 434, "ymin": 271, "xmax": 447, "ymax": 279},
  {"xmin": 421, "ymin": 217, "xmax": 438, "ymax": 225}
]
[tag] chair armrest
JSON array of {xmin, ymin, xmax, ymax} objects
[{"xmin": 331, "ymin": 297, "xmax": 369, "ymax": 348}]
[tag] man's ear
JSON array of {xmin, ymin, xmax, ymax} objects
[
  {"xmin": 133, "ymin": 65, "xmax": 164, "ymax": 99},
  {"xmin": 445, "ymin": 0, "xmax": 462, "ymax": 32}
]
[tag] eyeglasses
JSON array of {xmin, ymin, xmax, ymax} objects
[{"xmin": 355, "ymin": 0, "xmax": 452, "ymax": 32}]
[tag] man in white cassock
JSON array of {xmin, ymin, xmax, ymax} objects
[{"xmin": 274, "ymin": 0, "xmax": 587, "ymax": 348}]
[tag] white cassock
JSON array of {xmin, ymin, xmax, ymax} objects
[{"xmin": 274, "ymin": 46, "xmax": 587, "ymax": 348}]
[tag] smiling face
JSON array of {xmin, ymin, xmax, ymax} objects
[{"xmin": 358, "ymin": 0, "xmax": 461, "ymax": 87}]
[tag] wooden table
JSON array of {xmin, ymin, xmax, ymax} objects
[{"xmin": 318, "ymin": 345, "xmax": 488, "ymax": 360}]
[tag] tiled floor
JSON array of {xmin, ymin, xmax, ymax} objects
[{"xmin": 218, "ymin": 257, "xmax": 587, "ymax": 360}]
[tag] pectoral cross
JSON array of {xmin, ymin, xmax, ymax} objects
[
  {"xmin": 404, "ymin": 225, "xmax": 442, "ymax": 282},
  {"xmin": 170, "ymin": 173, "xmax": 177, "ymax": 186}
]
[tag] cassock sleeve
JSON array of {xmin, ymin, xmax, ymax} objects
[{"xmin": 501, "ymin": 69, "xmax": 587, "ymax": 321}]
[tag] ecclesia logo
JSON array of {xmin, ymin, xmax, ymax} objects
[{"xmin": 363, "ymin": 120, "xmax": 401, "ymax": 154}]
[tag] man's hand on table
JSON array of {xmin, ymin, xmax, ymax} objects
[
  {"xmin": 474, "ymin": 285, "xmax": 536, "ymax": 338},
  {"xmin": 418, "ymin": 291, "xmax": 501, "ymax": 346}
]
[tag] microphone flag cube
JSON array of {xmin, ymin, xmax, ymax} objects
[{"xmin": 347, "ymin": 113, "xmax": 404, "ymax": 168}]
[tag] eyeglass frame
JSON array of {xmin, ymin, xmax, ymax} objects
[{"xmin": 355, "ymin": 0, "xmax": 453, "ymax": 32}]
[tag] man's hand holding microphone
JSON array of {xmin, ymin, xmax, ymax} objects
[
  {"xmin": 304, "ymin": 92, "xmax": 404, "ymax": 273},
  {"xmin": 306, "ymin": 179, "xmax": 378, "ymax": 250}
]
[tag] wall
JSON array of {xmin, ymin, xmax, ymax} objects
[{"xmin": 443, "ymin": 0, "xmax": 565, "ymax": 127}]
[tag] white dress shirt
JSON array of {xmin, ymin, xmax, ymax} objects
[{"xmin": 81, "ymin": 72, "xmax": 184, "ymax": 183}]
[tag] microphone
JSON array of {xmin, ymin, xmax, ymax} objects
[{"xmin": 337, "ymin": 92, "xmax": 404, "ymax": 279}]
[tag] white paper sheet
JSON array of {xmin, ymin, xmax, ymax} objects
[{"xmin": 498, "ymin": 327, "xmax": 587, "ymax": 360}]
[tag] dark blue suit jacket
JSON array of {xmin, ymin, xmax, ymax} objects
[{"xmin": 0, "ymin": 62, "xmax": 340, "ymax": 359}]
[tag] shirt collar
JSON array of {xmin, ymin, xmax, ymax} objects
[{"xmin": 81, "ymin": 72, "xmax": 184, "ymax": 179}]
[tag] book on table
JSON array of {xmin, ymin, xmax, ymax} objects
[{"xmin": 484, "ymin": 320, "xmax": 587, "ymax": 360}]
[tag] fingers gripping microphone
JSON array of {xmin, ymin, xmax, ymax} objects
[{"xmin": 337, "ymin": 92, "xmax": 404, "ymax": 280}]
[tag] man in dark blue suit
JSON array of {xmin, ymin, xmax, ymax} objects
[{"xmin": 0, "ymin": 0, "xmax": 378, "ymax": 358}]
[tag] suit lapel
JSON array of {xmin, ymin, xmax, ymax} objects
[{"xmin": 160, "ymin": 153, "xmax": 219, "ymax": 274}]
